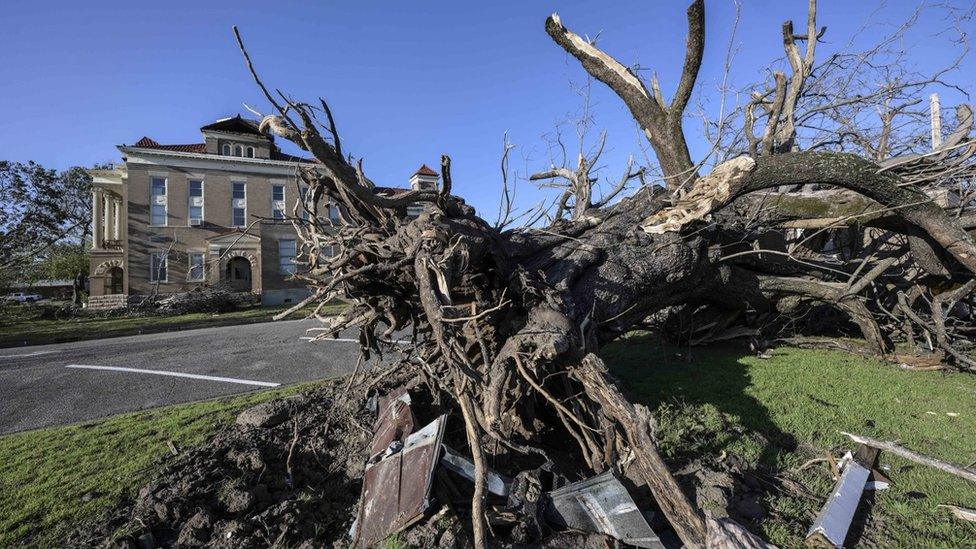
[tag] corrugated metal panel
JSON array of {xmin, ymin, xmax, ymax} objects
[{"xmin": 545, "ymin": 470, "xmax": 665, "ymax": 549}]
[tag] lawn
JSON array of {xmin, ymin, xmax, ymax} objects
[
  {"xmin": 0, "ymin": 382, "xmax": 322, "ymax": 548},
  {"xmin": 603, "ymin": 335, "xmax": 976, "ymax": 547},
  {"xmin": 1, "ymin": 340, "xmax": 974, "ymax": 547},
  {"xmin": 0, "ymin": 301, "xmax": 345, "ymax": 348}
]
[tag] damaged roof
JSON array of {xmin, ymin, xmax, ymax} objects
[{"xmin": 199, "ymin": 114, "xmax": 266, "ymax": 136}]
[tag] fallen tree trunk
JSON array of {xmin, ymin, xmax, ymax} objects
[{"xmin": 225, "ymin": 0, "xmax": 976, "ymax": 545}]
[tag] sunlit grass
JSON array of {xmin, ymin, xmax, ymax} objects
[{"xmin": 604, "ymin": 335, "xmax": 976, "ymax": 547}]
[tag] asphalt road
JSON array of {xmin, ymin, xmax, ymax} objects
[{"xmin": 0, "ymin": 319, "xmax": 386, "ymax": 435}]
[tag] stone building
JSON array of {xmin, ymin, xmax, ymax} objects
[{"xmin": 87, "ymin": 115, "xmax": 439, "ymax": 308}]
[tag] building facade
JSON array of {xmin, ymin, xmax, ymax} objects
[{"xmin": 88, "ymin": 115, "xmax": 441, "ymax": 308}]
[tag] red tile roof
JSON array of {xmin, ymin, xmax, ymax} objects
[
  {"xmin": 133, "ymin": 136, "xmax": 160, "ymax": 147},
  {"xmin": 413, "ymin": 164, "xmax": 438, "ymax": 177},
  {"xmin": 132, "ymin": 136, "xmax": 207, "ymax": 154}
]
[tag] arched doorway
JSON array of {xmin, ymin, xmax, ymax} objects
[
  {"xmin": 226, "ymin": 257, "xmax": 252, "ymax": 291},
  {"xmin": 107, "ymin": 267, "xmax": 124, "ymax": 294}
]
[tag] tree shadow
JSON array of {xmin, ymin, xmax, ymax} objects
[{"xmin": 603, "ymin": 333, "xmax": 798, "ymax": 470}]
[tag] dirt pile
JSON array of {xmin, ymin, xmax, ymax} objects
[{"xmin": 70, "ymin": 381, "xmax": 372, "ymax": 548}]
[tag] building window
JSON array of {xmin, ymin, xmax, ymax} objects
[
  {"xmin": 246, "ymin": 146, "xmax": 255, "ymax": 158},
  {"xmin": 328, "ymin": 203, "xmax": 340, "ymax": 223},
  {"xmin": 279, "ymin": 239, "xmax": 297, "ymax": 275},
  {"xmin": 188, "ymin": 180, "xmax": 204, "ymax": 225},
  {"xmin": 271, "ymin": 185, "xmax": 285, "ymax": 220},
  {"xmin": 188, "ymin": 252, "xmax": 205, "ymax": 281},
  {"xmin": 222, "ymin": 144, "xmax": 231, "ymax": 156},
  {"xmin": 150, "ymin": 177, "xmax": 167, "ymax": 226},
  {"xmin": 234, "ymin": 145, "xmax": 243, "ymax": 157},
  {"xmin": 150, "ymin": 252, "xmax": 168, "ymax": 283},
  {"xmin": 232, "ymin": 182, "xmax": 246, "ymax": 227}
]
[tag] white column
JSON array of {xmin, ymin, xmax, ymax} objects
[
  {"xmin": 92, "ymin": 189, "xmax": 103, "ymax": 249},
  {"xmin": 103, "ymin": 194, "xmax": 111, "ymax": 242},
  {"xmin": 113, "ymin": 197, "xmax": 122, "ymax": 240}
]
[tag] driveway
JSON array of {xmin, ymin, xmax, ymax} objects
[{"xmin": 0, "ymin": 318, "xmax": 389, "ymax": 435}]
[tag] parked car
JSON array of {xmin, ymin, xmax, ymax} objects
[{"xmin": 3, "ymin": 292, "xmax": 42, "ymax": 303}]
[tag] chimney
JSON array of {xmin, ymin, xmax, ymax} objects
[{"xmin": 409, "ymin": 164, "xmax": 440, "ymax": 191}]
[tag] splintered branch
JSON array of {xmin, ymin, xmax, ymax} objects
[
  {"xmin": 544, "ymin": 2, "xmax": 701, "ymax": 189},
  {"xmin": 232, "ymin": 26, "xmax": 298, "ymax": 133},
  {"xmin": 775, "ymin": 0, "xmax": 822, "ymax": 151}
]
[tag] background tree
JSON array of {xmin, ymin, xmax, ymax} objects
[
  {"xmin": 0, "ymin": 162, "xmax": 92, "ymax": 303},
  {"xmin": 33, "ymin": 244, "xmax": 91, "ymax": 304}
]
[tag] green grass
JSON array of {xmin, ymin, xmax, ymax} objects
[
  {"xmin": 0, "ymin": 382, "xmax": 321, "ymax": 548},
  {"xmin": 0, "ymin": 302, "xmax": 345, "ymax": 348},
  {"xmin": 603, "ymin": 335, "xmax": 976, "ymax": 548}
]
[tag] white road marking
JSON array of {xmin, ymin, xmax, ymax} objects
[
  {"xmin": 65, "ymin": 364, "xmax": 281, "ymax": 387},
  {"xmin": 0, "ymin": 350, "xmax": 60, "ymax": 359},
  {"xmin": 300, "ymin": 336, "xmax": 412, "ymax": 345}
]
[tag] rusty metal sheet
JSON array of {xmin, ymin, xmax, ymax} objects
[
  {"xmin": 357, "ymin": 414, "xmax": 447, "ymax": 547},
  {"xmin": 370, "ymin": 389, "xmax": 415, "ymax": 457},
  {"xmin": 545, "ymin": 470, "xmax": 665, "ymax": 549}
]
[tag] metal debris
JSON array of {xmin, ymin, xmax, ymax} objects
[
  {"xmin": 369, "ymin": 388, "xmax": 414, "ymax": 457},
  {"xmin": 805, "ymin": 459, "xmax": 869, "ymax": 548},
  {"xmin": 544, "ymin": 470, "xmax": 665, "ymax": 549},
  {"xmin": 355, "ymin": 386, "xmax": 447, "ymax": 547},
  {"xmin": 805, "ymin": 445, "xmax": 879, "ymax": 548},
  {"xmin": 440, "ymin": 444, "xmax": 512, "ymax": 497},
  {"xmin": 864, "ymin": 480, "xmax": 890, "ymax": 491}
]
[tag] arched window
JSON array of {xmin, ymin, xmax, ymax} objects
[
  {"xmin": 234, "ymin": 145, "xmax": 243, "ymax": 157},
  {"xmin": 246, "ymin": 146, "xmax": 254, "ymax": 158},
  {"xmin": 221, "ymin": 144, "xmax": 231, "ymax": 156}
]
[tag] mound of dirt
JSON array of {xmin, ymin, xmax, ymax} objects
[{"xmin": 70, "ymin": 380, "xmax": 373, "ymax": 548}]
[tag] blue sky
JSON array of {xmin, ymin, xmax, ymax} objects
[{"xmin": 1, "ymin": 1, "xmax": 971, "ymax": 217}]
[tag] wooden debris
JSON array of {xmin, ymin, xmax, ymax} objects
[
  {"xmin": 938, "ymin": 504, "xmax": 976, "ymax": 523},
  {"xmin": 840, "ymin": 432, "xmax": 976, "ymax": 484},
  {"xmin": 706, "ymin": 512, "xmax": 778, "ymax": 548}
]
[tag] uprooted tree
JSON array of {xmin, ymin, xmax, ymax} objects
[{"xmin": 233, "ymin": 0, "xmax": 975, "ymax": 546}]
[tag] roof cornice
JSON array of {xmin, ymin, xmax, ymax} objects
[{"xmin": 118, "ymin": 146, "xmax": 320, "ymax": 176}]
